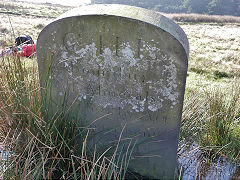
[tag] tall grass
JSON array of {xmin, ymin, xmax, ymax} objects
[
  {"xmin": 0, "ymin": 56, "xmax": 134, "ymax": 179},
  {"xmin": 181, "ymin": 82, "xmax": 240, "ymax": 163}
]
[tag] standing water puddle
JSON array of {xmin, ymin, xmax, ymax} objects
[{"xmin": 178, "ymin": 142, "xmax": 240, "ymax": 179}]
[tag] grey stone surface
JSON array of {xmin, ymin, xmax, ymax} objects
[{"xmin": 37, "ymin": 4, "xmax": 189, "ymax": 179}]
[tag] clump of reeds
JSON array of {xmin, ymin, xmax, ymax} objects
[
  {"xmin": 181, "ymin": 80, "xmax": 240, "ymax": 163},
  {"xmin": 0, "ymin": 56, "xmax": 134, "ymax": 179},
  {"xmin": 201, "ymin": 83, "xmax": 240, "ymax": 160}
]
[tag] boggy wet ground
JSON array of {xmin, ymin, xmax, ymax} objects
[{"xmin": 178, "ymin": 142, "xmax": 240, "ymax": 180}]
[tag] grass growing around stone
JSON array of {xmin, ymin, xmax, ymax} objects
[
  {"xmin": 0, "ymin": 0, "xmax": 240, "ymax": 178},
  {"xmin": 0, "ymin": 56, "xmax": 135, "ymax": 179},
  {"xmin": 1, "ymin": 57, "xmax": 239, "ymax": 179}
]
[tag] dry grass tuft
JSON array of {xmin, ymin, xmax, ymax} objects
[{"xmin": 165, "ymin": 13, "xmax": 240, "ymax": 23}]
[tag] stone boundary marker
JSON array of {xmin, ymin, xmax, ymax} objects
[{"xmin": 37, "ymin": 4, "xmax": 189, "ymax": 179}]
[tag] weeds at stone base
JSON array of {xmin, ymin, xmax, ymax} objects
[{"xmin": 0, "ymin": 56, "xmax": 136, "ymax": 179}]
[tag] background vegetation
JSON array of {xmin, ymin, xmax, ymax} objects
[{"xmin": 92, "ymin": 0, "xmax": 240, "ymax": 16}]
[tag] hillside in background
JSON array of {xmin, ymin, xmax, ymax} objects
[{"xmin": 92, "ymin": 0, "xmax": 240, "ymax": 16}]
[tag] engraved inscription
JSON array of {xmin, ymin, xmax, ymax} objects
[
  {"xmin": 116, "ymin": 37, "xmax": 119, "ymax": 56},
  {"xmin": 100, "ymin": 35, "xmax": 103, "ymax": 54},
  {"xmin": 55, "ymin": 33, "xmax": 180, "ymax": 113},
  {"xmin": 137, "ymin": 39, "xmax": 141, "ymax": 58}
]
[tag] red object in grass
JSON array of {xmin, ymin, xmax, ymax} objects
[{"xmin": 17, "ymin": 44, "xmax": 36, "ymax": 57}]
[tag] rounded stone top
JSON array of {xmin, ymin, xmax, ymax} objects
[{"xmin": 56, "ymin": 4, "xmax": 189, "ymax": 58}]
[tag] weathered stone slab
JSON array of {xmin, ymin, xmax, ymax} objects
[{"xmin": 37, "ymin": 4, "xmax": 189, "ymax": 179}]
